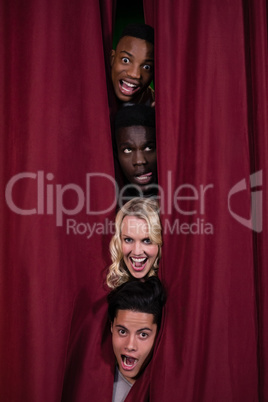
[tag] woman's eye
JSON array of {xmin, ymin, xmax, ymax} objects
[
  {"xmin": 123, "ymin": 148, "xmax": 132, "ymax": 154},
  {"xmin": 143, "ymin": 238, "xmax": 152, "ymax": 245},
  {"xmin": 124, "ymin": 238, "xmax": 133, "ymax": 243},
  {"xmin": 122, "ymin": 57, "xmax": 130, "ymax": 63},
  {"xmin": 119, "ymin": 329, "xmax": 126, "ymax": 335},
  {"xmin": 143, "ymin": 64, "xmax": 152, "ymax": 71}
]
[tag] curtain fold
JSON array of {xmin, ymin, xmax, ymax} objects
[
  {"xmin": 143, "ymin": 0, "xmax": 267, "ymax": 401},
  {"xmin": 1, "ymin": 0, "xmax": 267, "ymax": 401},
  {"xmin": 0, "ymin": 0, "xmax": 116, "ymax": 400},
  {"xmin": 243, "ymin": 1, "xmax": 268, "ymax": 398}
]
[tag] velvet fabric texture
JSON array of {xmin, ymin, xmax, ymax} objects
[{"xmin": 1, "ymin": 0, "xmax": 267, "ymax": 401}]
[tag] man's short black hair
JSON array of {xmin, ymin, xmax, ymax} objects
[
  {"xmin": 118, "ymin": 23, "xmax": 154, "ymax": 45},
  {"xmin": 107, "ymin": 277, "xmax": 166, "ymax": 329},
  {"xmin": 115, "ymin": 104, "xmax": 155, "ymax": 130}
]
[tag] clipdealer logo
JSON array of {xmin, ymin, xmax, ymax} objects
[
  {"xmin": 4, "ymin": 170, "xmax": 263, "ymax": 234},
  {"xmin": 228, "ymin": 170, "xmax": 263, "ymax": 233},
  {"xmin": 4, "ymin": 170, "xmax": 213, "ymax": 226},
  {"xmin": 4, "ymin": 171, "xmax": 119, "ymax": 226}
]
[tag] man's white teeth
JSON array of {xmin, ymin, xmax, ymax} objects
[
  {"xmin": 122, "ymin": 80, "xmax": 137, "ymax": 88},
  {"xmin": 123, "ymin": 356, "xmax": 137, "ymax": 367},
  {"xmin": 136, "ymin": 175, "xmax": 149, "ymax": 181},
  {"xmin": 131, "ymin": 257, "xmax": 146, "ymax": 263}
]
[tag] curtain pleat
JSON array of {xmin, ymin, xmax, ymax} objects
[
  {"xmin": 1, "ymin": 1, "xmax": 267, "ymax": 401},
  {"xmin": 143, "ymin": 0, "xmax": 267, "ymax": 401},
  {"xmin": 0, "ymin": 0, "xmax": 116, "ymax": 401}
]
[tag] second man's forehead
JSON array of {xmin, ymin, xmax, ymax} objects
[{"xmin": 116, "ymin": 126, "xmax": 156, "ymax": 144}]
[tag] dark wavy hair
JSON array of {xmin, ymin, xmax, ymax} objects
[
  {"xmin": 107, "ymin": 276, "xmax": 166, "ymax": 329},
  {"xmin": 115, "ymin": 104, "xmax": 155, "ymax": 130}
]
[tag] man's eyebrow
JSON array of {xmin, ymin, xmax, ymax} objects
[
  {"xmin": 115, "ymin": 324, "xmax": 128, "ymax": 330},
  {"xmin": 119, "ymin": 50, "xmax": 133, "ymax": 58},
  {"xmin": 137, "ymin": 328, "xmax": 153, "ymax": 332},
  {"xmin": 114, "ymin": 324, "xmax": 153, "ymax": 332},
  {"xmin": 118, "ymin": 141, "xmax": 133, "ymax": 147}
]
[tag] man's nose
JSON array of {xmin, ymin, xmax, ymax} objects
[
  {"xmin": 125, "ymin": 334, "xmax": 137, "ymax": 352},
  {"xmin": 133, "ymin": 151, "xmax": 146, "ymax": 165},
  {"xmin": 127, "ymin": 63, "xmax": 141, "ymax": 79}
]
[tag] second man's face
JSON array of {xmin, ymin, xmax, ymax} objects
[{"xmin": 116, "ymin": 125, "xmax": 158, "ymax": 195}]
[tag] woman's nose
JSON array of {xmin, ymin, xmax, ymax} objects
[{"xmin": 133, "ymin": 241, "xmax": 143, "ymax": 255}]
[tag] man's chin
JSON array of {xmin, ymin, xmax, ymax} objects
[
  {"xmin": 125, "ymin": 184, "xmax": 158, "ymax": 197},
  {"xmin": 139, "ymin": 183, "xmax": 158, "ymax": 197},
  {"xmin": 116, "ymin": 90, "xmax": 141, "ymax": 104}
]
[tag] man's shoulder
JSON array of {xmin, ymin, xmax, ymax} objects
[{"xmin": 112, "ymin": 367, "xmax": 132, "ymax": 402}]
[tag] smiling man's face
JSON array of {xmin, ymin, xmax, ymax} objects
[
  {"xmin": 111, "ymin": 309, "xmax": 157, "ymax": 384},
  {"xmin": 110, "ymin": 36, "xmax": 154, "ymax": 103},
  {"xmin": 116, "ymin": 125, "xmax": 157, "ymax": 195}
]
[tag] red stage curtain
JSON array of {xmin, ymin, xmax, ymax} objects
[
  {"xmin": 0, "ymin": 0, "xmax": 116, "ymax": 401},
  {"xmin": 144, "ymin": 0, "xmax": 268, "ymax": 401},
  {"xmin": 1, "ymin": 1, "xmax": 268, "ymax": 401}
]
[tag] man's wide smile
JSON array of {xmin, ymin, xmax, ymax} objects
[
  {"xmin": 121, "ymin": 354, "xmax": 139, "ymax": 371},
  {"xmin": 119, "ymin": 79, "xmax": 141, "ymax": 96}
]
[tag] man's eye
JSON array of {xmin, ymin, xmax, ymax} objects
[
  {"xmin": 143, "ymin": 64, "xmax": 152, "ymax": 71},
  {"xmin": 123, "ymin": 148, "xmax": 132, "ymax": 154},
  {"xmin": 140, "ymin": 332, "xmax": 149, "ymax": 339},
  {"xmin": 119, "ymin": 329, "xmax": 126, "ymax": 335},
  {"xmin": 144, "ymin": 146, "xmax": 153, "ymax": 151},
  {"xmin": 122, "ymin": 57, "xmax": 130, "ymax": 63}
]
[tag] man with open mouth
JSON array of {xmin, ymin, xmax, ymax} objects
[
  {"xmin": 114, "ymin": 104, "xmax": 158, "ymax": 198},
  {"xmin": 108, "ymin": 277, "xmax": 166, "ymax": 401},
  {"xmin": 110, "ymin": 23, "xmax": 155, "ymax": 107}
]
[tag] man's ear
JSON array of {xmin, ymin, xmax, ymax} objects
[
  {"xmin": 110, "ymin": 49, "xmax": 115, "ymax": 67},
  {"xmin": 111, "ymin": 321, "xmax": 114, "ymax": 333}
]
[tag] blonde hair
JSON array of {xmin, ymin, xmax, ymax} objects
[{"xmin": 107, "ymin": 198, "xmax": 162, "ymax": 289}]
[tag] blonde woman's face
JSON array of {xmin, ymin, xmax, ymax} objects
[{"xmin": 121, "ymin": 216, "xmax": 158, "ymax": 279}]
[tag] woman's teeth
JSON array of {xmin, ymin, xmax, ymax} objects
[
  {"xmin": 131, "ymin": 257, "xmax": 147, "ymax": 267},
  {"xmin": 131, "ymin": 257, "xmax": 146, "ymax": 263},
  {"xmin": 130, "ymin": 257, "xmax": 147, "ymax": 271}
]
